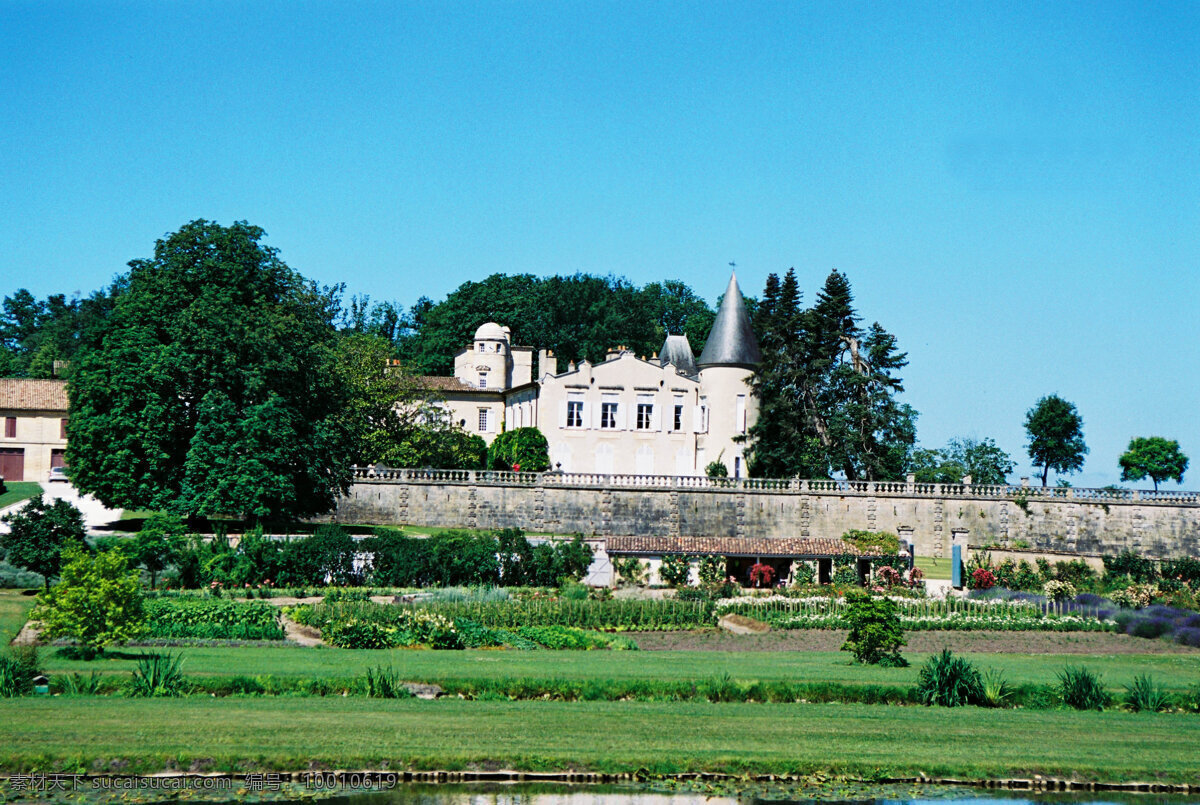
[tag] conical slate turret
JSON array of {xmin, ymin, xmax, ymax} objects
[{"xmin": 698, "ymin": 272, "xmax": 762, "ymax": 368}]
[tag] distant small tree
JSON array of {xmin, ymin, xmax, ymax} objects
[
  {"xmin": 705, "ymin": 460, "xmax": 728, "ymax": 478},
  {"xmin": 133, "ymin": 513, "xmax": 187, "ymax": 589},
  {"xmin": 487, "ymin": 427, "xmax": 550, "ymax": 472},
  {"xmin": 0, "ymin": 495, "xmax": 87, "ymax": 590},
  {"xmin": 1024, "ymin": 395, "xmax": 1088, "ymax": 486},
  {"xmin": 1119, "ymin": 437, "xmax": 1188, "ymax": 492},
  {"xmin": 840, "ymin": 588, "xmax": 907, "ymax": 666},
  {"xmin": 37, "ymin": 545, "xmax": 146, "ymax": 657}
]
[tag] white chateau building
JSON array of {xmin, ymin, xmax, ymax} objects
[{"xmin": 427, "ymin": 273, "xmax": 762, "ymax": 477}]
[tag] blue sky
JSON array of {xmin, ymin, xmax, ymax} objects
[{"xmin": 2, "ymin": 1, "xmax": 1197, "ymax": 488}]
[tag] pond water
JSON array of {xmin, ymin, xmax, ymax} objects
[{"xmin": 5, "ymin": 780, "xmax": 1198, "ymax": 805}]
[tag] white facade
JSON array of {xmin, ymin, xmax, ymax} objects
[{"xmin": 431, "ymin": 273, "xmax": 762, "ymax": 477}]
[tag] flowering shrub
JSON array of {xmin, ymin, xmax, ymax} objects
[
  {"xmin": 906, "ymin": 567, "xmax": 925, "ymax": 588},
  {"xmin": 1110, "ymin": 583, "xmax": 1157, "ymax": 609},
  {"xmin": 970, "ymin": 568, "xmax": 996, "ymax": 590},
  {"xmin": 749, "ymin": 563, "xmax": 775, "ymax": 588},
  {"xmin": 876, "ymin": 565, "xmax": 902, "ymax": 588},
  {"xmin": 1042, "ymin": 580, "xmax": 1077, "ymax": 602}
]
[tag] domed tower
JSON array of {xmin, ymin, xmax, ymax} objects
[
  {"xmin": 697, "ymin": 273, "xmax": 762, "ymax": 478},
  {"xmin": 460, "ymin": 322, "xmax": 512, "ymax": 390}
]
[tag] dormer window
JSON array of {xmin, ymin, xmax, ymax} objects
[
  {"xmin": 478, "ymin": 343, "xmax": 485, "ymax": 352},
  {"xmin": 478, "ymin": 371, "xmax": 489, "ymax": 389}
]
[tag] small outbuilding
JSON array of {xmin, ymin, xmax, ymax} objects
[{"xmin": 604, "ymin": 535, "xmax": 888, "ymax": 588}]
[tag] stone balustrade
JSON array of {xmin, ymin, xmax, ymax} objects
[{"xmin": 349, "ymin": 466, "xmax": 1199, "ymax": 507}]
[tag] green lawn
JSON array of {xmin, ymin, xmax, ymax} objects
[
  {"xmin": 1, "ymin": 697, "xmax": 1198, "ymax": 781},
  {"xmin": 38, "ymin": 644, "xmax": 1200, "ymax": 693},
  {"xmin": 0, "ymin": 481, "xmax": 42, "ymax": 509},
  {"xmin": 0, "ymin": 589, "xmax": 37, "ymax": 645},
  {"xmin": 915, "ymin": 555, "xmax": 953, "ymax": 580}
]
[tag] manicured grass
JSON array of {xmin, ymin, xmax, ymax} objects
[
  {"xmin": 39, "ymin": 644, "xmax": 1200, "ymax": 693},
  {"xmin": 0, "ymin": 481, "xmax": 42, "ymax": 509},
  {"xmin": 0, "ymin": 589, "xmax": 37, "ymax": 645},
  {"xmin": 1, "ymin": 697, "xmax": 1198, "ymax": 781},
  {"xmin": 915, "ymin": 555, "xmax": 953, "ymax": 580}
]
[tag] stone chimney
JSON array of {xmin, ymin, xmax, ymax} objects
[{"xmin": 539, "ymin": 349, "xmax": 558, "ymax": 378}]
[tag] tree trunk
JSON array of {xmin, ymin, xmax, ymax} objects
[{"xmin": 1041, "ymin": 465, "xmax": 1049, "ymax": 487}]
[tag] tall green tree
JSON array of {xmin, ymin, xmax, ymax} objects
[
  {"xmin": 910, "ymin": 437, "xmax": 1016, "ymax": 486},
  {"xmin": 1119, "ymin": 436, "xmax": 1188, "ymax": 491},
  {"xmin": 0, "ymin": 495, "xmax": 87, "ymax": 590},
  {"xmin": 1024, "ymin": 394, "xmax": 1088, "ymax": 486},
  {"xmin": 66, "ymin": 220, "xmax": 353, "ymax": 522},
  {"xmin": 744, "ymin": 269, "xmax": 916, "ymax": 481}
]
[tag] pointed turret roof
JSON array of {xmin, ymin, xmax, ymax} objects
[
  {"xmin": 659, "ymin": 334, "xmax": 698, "ymax": 377},
  {"xmin": 698, "ymin": 272, "xmax": 762, "ymax": 368}
]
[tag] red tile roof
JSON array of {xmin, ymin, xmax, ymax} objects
[
  {"xmin": 605, "ymin": 535, "xmax": 883, "ymax": 557},
  {"xmin": 0, "ymin": 378, "xmax": 68, "ymax": 412}
]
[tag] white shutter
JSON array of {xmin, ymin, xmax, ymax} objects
[
  {"xmin": 558, "ymin": 400, "xmax": 568, "ymax": 429},
  {"xmin": 593, "ymin": 398, "xmax": 603, "ymax": 429},
  {"xmin": 693, "ymin": 406, "xmax": 704, "ymax": 433}
]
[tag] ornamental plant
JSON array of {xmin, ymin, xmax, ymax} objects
[
  {"xmin": 1042, "ymin": 579, "xmax": 1077, "ymax": 602},
  {"xmin": 658, "ymin": 554, "xmax": 692, "ymax": 588},
  {"xmin": 840, "ymin": 589, "xmax": 907, "ymax": 666},
  {"xmin": 917, "ymin": 649, "xmax": 983, "ymax": 706},
  {"xmin": 749, "ymin": 563, "xmax": 775, "ymax": 588},
  {"xmin": 876, "ymin": 565, "xmax": 902, "ymax": 589},
  {"xmin": 970, "ymin": 568, "xmax": 996, "ymax": 590},
  {"xmin": 37, "ymin": 545, "xmax": 146, "ymax": 658}
]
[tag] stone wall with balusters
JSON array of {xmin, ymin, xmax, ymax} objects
[{"xmin": 331, "ymin": 467, "xmax": 1200, "ymax": 559}]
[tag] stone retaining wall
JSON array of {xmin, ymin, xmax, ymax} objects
[{"xmin": 331, "ymin": 469, "xmax": 1200, "ymax": 560}]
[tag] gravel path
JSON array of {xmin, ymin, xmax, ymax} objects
[{"xmin": 632, "ymin": 629, "xmax": 1200, "ymax": 654}]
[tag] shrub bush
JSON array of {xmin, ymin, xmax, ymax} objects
[
  {"xmin": 1057, "ymin": 665, "xmax": 1110, "ymax": 710},
  {"xmin": 0, "ymin": 647, "xmax": 40, "ymax": 697},
  {"xmin": 658, "ymin": 554, "xmax": 692, "ymax": 588},
  {"xmin": 980, "ymin": 668, "xmax": 1012, "ymax": 708},
  {"xmin": 697, "ymin": 555, "xmax": 726, "ymax": 585},
  {"xmin": 324, "ymin": 618, "xmax": 397, "ymax": 649},
  {"xmin": 1042, "ymin": 580, "xmax": 1077, "ymax": 602},
  {"xmin": 1103, "ymin": 550, "xmax": 1158, "ymax": 584},
  {"xmin": 916, "ymin": 649, "xmax": 983, "ymax": 706},
  {"xmin": 486, "ymin": 427, "xmax": 550, "ymax": 472},
  {"xmin": 840, "ymin": 589, "xmax": 907, "ymax": 666},
  {"xmin": 791, "ymin": 562, "xmax": 816, "ymax": 586},
  {"xmin": 841, "ymin": 530, "xmax": 901, "ymax": 554},
  {"xmin": 128, "ymin": 652, "xmax": 186, "ymax": 697},
  {"xmin": 37, "ymin": 546, "xmax": 146, "ymax": 654},
  {"xmin": 969, "ymin": 568, "xmax": 996, "ymax": 590},
  {"xmin": 1123, "ymin": 674, "xmax": 1168, "ymax": 713},
  {"xmin": 365, "ymin": 666, "xmax": 413, "ymax": 699}
]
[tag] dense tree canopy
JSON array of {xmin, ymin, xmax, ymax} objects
[
  {"xmin": 744, "ymin": 268, "xmax": 917, "ymax": 481},
  {"xmin": 0, "ymin": 494, "xmax": 87, "ymax": 589},
  {"xmin": 1024, "ymin": 394, "xmax": 1088, "ymax": 486},
  {"xmin": 0, "ymin": 285, "xmax": 120, "ymax": 377},
  {"xmin": 909, "ymin": 437, "xmax": 1016, "ymax": 486},
  {"xmin": 394, "ymin": 273, "xmax": 718, "ymax": 375},
  {"xmin": 67, "ymin": 220, "xmax": 353, "ymax": 522},
  {"xmin": 1119, "ymin": 436, "xmax": 1188, "ymax": 491}
]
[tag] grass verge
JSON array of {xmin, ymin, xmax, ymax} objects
[
  {"xmin": 0, "ymin": 589, "xmax": 36, "ymax": 645},
  {"xmin": 39, "ymin": 646, "xmax": 1200, "ymax": 693},
  {"xmin": 0, "ymin": 481, "xmax": 42, "ymax": 509},
  {"xmin": 1, "ymin": 697, "xmax": 1198, "ymax": 781}
]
